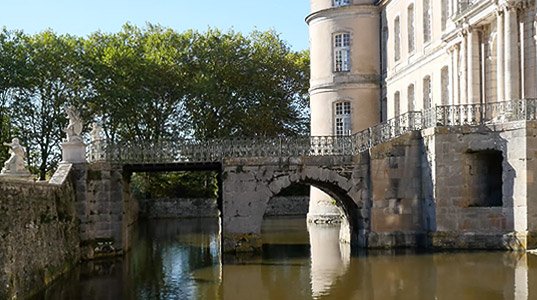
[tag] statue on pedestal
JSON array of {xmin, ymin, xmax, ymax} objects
[
  {"xmin": 64, "ymin": 105, "xmax": 83, "ymax": 143},
  {"xmin": 1, "ymin": 137, "xmax": 31, "ymax": 176},
  {"xmin": 61, "ymin": 105, "xmax": 86, "ymax": 163}
]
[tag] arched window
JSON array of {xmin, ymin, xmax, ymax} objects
[
  {"xmin": 423, "ymin": 75, "xmax": 432, "ymax": 109},
  {"xmin": 333, "ymin": 32, "xmax": 351, "ymax": 72},
  {"xmin": 407, "ymin": 4, "xmax": 415, "ymax": 53},
  {"xmin": 334, "ymin": 101, "xmax": 352, "ymax": 135},
  {"xmin": 394, "ymin": 16, "xmax": 401, "ymax": 61},
  {"xmin": 333, "ymin": 0, "xmax": 350, "ymax": 7},
  {"xmin": 441, "ymin": 66, "xmax": 450, "ymax": 105},
  {"xmin": 423, "ymin": 0, "xmax": 432, "ymax": 43},
  {"xmin": 441, "ymin": 0, "xmax": 449, "ymax": 31},
  {"xmin": 408, "ymin": 84, "xmax": 415, "ymax": 111},
  {"xmin": 394, "ymin": 92, "xmax": 401, "ymax": 117}
]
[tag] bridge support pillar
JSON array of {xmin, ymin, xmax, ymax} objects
[{"xmin": 307, "ymin": 187, "xmax": 343, "ymax": 224}]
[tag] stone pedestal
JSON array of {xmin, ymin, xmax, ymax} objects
[
  {"xmin": 0, "ymin": 170, "xmax": 32, "ymax": 181},
  {"xmin": 61, "ymin": 141, "xmax": 86, "ymax": 163}
]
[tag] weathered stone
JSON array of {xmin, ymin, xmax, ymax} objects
[{"xmin": 0, "ymin": 178, "xmax": 79, "ymax": 300}]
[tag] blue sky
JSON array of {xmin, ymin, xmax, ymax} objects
[{"xmin": 0, "ymin": 0, "xmax": 310, "ymax": 50}]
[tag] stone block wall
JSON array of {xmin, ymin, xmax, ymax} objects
[
  {"xmin": 368, "ymin": 131, "xmax": 425, "ymax": 248},
  {"xmin": 424, "ymin": 123, "xmax": 531, "ymax": 249},
  {"xmin": 72, "ymin": 162, "xmax": 138, "ymax": 259},
  {"xmin": 0, "ymin": 178, "xmax": 80, "ymax": 299}
]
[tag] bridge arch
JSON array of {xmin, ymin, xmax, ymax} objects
[{"xmin": 221, "ymin": 160, "xmax": 369, "ymax": 253}]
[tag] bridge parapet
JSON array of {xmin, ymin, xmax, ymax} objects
[{"xmin": 87, "ymin": 98, "xmax": 537, "ymax": 166}]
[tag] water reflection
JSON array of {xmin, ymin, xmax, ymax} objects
[
  {"xmin": 308, "ymin": 223, "xmax": 350, "ymax": 298},
  {"xmin": 33, "ymin": 219, "xmax": 221, "ymax": 300},
  {"xmin": 33, "ymin": 217, "xmax": 537, "ymax": 300}
]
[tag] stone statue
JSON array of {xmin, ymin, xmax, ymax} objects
[
  {"xmin": 64, "ymin": 105, "xmax": 83, "ymax": 143},
  {"xmin": 90, "ymin": 122, "xmax": 103, "ymax": 142},
  {"xmin": 1, "ymin": 137, "xmax": 30, "ymax": 176}
]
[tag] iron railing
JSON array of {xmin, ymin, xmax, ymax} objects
[{"xmin": 87, "ymin": 99, "xmax": 537, "ymax": 163}]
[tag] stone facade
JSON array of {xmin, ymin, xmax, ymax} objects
[
  {"xmin": 307, "ymin": 0, "xmax": 537, "ymax": 225},
  {"xmin": 0, "ymin": 175, "xmax": 79, "ymax": 299}
]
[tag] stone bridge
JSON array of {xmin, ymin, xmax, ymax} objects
[{"xmin": 59, "ymin": 99, "xmax": 537, "ymax": 255}]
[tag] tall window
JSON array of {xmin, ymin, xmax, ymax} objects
[
  {"xmin": 407, "ymin": 4, "xmax": 415, "ymax": 53},
  {"xmin": 334, "ymin": 32, "xmax": 351, "ymax": 72},
  {"xmin": 394, "ymin": 92, "xmax": 401, "ymax": 117},
  {"xmin": 423, "ymin": 0, "xmax": 432, "ymax": 43},
  {"xmin": 408, "ymin": 84, "xmax": 415, "ymax": 111},
  {"xmin": 423, "ymin": 75, "xmax": 432, "ymax": 109},
  {"xmin": 441, "ymin": 66, "xmax": 450, "ymax": 105},
  {"xmin": 334, "ymin": 101, "xmax": 352, "ymax": 135},
  {"xmin": 394, "ymin": 16, "xmax": 401, "ymax": 61},
  {"xmin": 441, "ymin": 0, "xmax": 449, "ymax": 31},
  {"xmin": 333, "ymin": 0, "xmax": 350, "ymax": 7}
]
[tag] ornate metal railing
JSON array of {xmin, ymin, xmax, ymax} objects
[
  {"xmin": 88, "ymin": 135, "xmax": 361, "ymax": 164},
  {"xmin": 425, "ymin": 99, "xmax": 537, "ymax": 127},
  {"xmin": 87, "ymin": 99, "xmax": 537, "ymax": 164}
]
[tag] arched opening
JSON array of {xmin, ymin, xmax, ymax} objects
[{"xmin": 256, "ymin": 176, "xmax": 359, "ymax": 299}]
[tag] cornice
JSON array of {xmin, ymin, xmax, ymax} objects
[
  {"xmin": 306, "ymin": 5, "xmax": 380, "ymax": 25},
  {"xmin": 309, "ymin": 73, "xmax": 381, "ymax": 94}
]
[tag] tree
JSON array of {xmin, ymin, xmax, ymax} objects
[
  {"xmin": 83, "ymin": 24, "xmax": 191, "ymax": 143},
  {"xmin": 186, "ymin": 29, "xmax": 310, "ymax": 139},
  {"xmin": 8, "ymin": 31, "xmax": 86, "ymax": 179},
  {"xmin": 0, "ymin": 28, "xmax": 28, "ymax": 163}
]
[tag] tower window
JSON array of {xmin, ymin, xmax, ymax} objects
[
  {"xmin": 334, "ymin": 101, "xmax": 351, "ymax": 135},
  {"xmin": 334, "ymin": 32, "xmax": 351, "ymax": 72},
  {"xmin": 333, "ymin": 0, "xmax": 350, "ymax": 7}
]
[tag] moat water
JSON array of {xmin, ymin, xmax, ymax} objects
[{"xmin": 34, "ymin": 216, "xmax": 537, "ymax": 299}]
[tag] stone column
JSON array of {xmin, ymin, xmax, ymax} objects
[
  {"xmin": 497, "ymin": 8, "xmax": 505, "ymax": 102},
  {"xmin": 467, "ymin": 29, "xmax": 476, "ymax": 103},
  {"xmin": 460, "ymin": 32, "xmax": 468, "ymax": 104},
  {"xmin": 504, "ymin": 5, "xmax": 520, "ymax": 100},
  {"xmin": 453, "ymin": 44, "xmax": 460, "ymax": 104},
  {"xmin": 308, "ymin": 188, "xmax": 343, "ymax": 224}
]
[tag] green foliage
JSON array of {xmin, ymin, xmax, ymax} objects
[
  {"xmin": 186, "ymin": 29, "xmax": 310, "ymax": 139},
  {"xmin": 0, "ymin": 24, "xmax": 310, "ymax": 184},
  {"xmin": 131, "ymin": 172, "xmax": 218, "ymax": 199}
]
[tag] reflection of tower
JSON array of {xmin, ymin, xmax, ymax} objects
[
  {"xmin": 308, "ymin": 223, "xmax": 350, "ymax": 298},
  {"xmin": 306, "ymin": 0, "xmax": 381, "ymax": 222}
]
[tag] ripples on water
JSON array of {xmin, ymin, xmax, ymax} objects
[{"xmin": 34, "ymin": 216, "xmax": 537, "ymax": 300}]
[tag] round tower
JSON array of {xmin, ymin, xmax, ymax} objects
[{"xmin": 306, "ymin": 0, "xmax": 381, "ymax": 223}]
